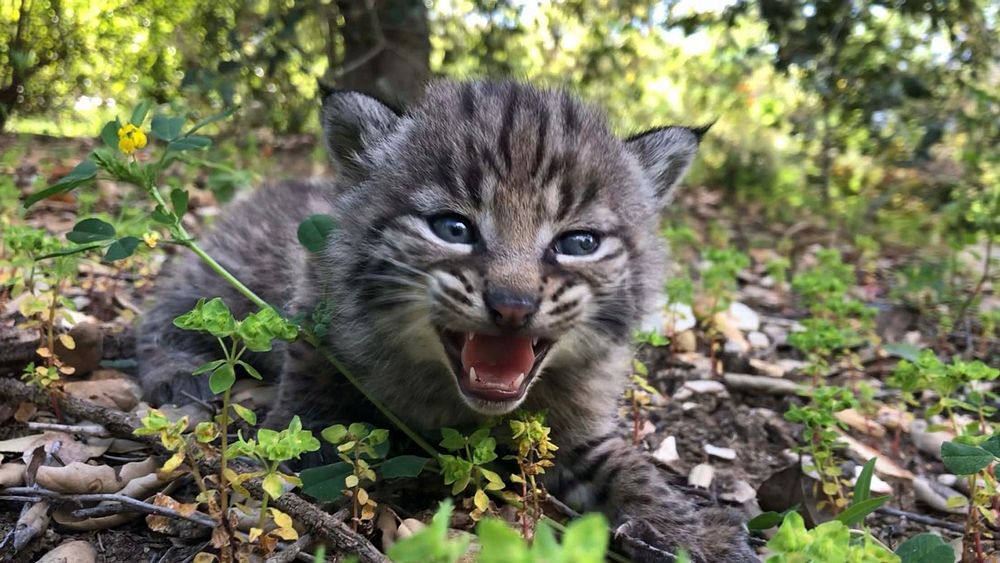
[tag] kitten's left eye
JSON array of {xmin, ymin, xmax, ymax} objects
[
  {"xmin": 553, "ymin": 231, "xmax": 601, "ymax": 256},
  {"xmin": 429, "ymin": 213, "xmax": 478, "ymax": 245}
]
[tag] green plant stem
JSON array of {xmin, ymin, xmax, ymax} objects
[
  {"xmin": 258, "ymin": 468, "xmax": 272, "ymax": 530},
  {"xmin": 302, "ymin": 331, "xmax": 440, "ymax": 460},
  {"xmin": 219, "ymin": 384, "xmax": 232, "ymax": 516}
]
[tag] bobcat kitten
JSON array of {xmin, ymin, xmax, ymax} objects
[{"xmin": 138, "ymin": 81, "xmax": 756, "ymax": 561}]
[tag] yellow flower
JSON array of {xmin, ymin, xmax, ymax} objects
[
  {"xmin": 118, "ymin": 123, "xmax": 147, "ymax": 155},
  {"xmin": 142, "ymin": 231, "xmax": 160, "ymax": 248}
]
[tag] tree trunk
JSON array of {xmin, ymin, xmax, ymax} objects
[{"xmin": 330, "ymin": 0, "xmax": 431, "ymax": 108}]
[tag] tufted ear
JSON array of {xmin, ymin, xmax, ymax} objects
[
  {"xmin": 320, "ymin": 89, "xmax": 402, "ymax": 181},
  {"xmin": 624, "ymin": 125, "xmax": 707, "ymax": 207}
]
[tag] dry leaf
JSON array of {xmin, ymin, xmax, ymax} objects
[
  {"xmin": 835, "ymin": 430, "xmax": 913, "ymax": 480},
  {"xmin": 0, "ymin": 432, "xmax": 111, "ymax": 464},
  {"xmin": 58, "ymin": 333, "xmax": 77, "ymax": 350},
  {"xmin": 13, "ymin": 402, "xmax": 37, "ymax": 423},
  {"xmin": 835, "ymin": 408, "xmax": 887, "ymax": 438},
  {"xmin": 0, "ymin": 462, "xmax": 25, "ymax": 487},
  {"xmin": 36, "ymin": 539, "xmax": 96, "ymax": 563},
  {"xmin": 63, "ymin": 378, "xmax": 141, "ymax": 410},
  {"xmin": 36, "ymin": 462, "xmax": 120, "ymax": 493}
]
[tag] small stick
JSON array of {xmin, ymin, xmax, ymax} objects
[
  {"xmin": 265, "ymin": 533, "xmax": 314, "ymax": 563},
  {"xmin": 876, "ymin": 506, "xmax": 964, "ymax": 533},
  {"xmin": 26, "ymin": 421, "xmax": 110, "ymax": 437},
  {"xmin": 1, "ymin": 486, "xmax": 216, "ymax": 528}
]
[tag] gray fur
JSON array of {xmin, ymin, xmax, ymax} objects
[{"xmin": 138, "ymin": 80, "xmax": 756, "ymax": 562}]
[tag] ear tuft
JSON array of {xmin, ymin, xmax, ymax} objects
[
  {"xmin": 321, "ymin": 90, "xmax": 401, "ymax": 180},
  {"xmin": 625, "ymin": 126, "xmax": 704, "ymax": 206}
]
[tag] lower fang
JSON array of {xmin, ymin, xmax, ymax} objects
[
  {"xmin": 469, "ymin": 367, "xmax": 479, "ymax": 383},
  {"xmin": 467, "ymin": 333, "xmax": 475, "ymax": 341},
  {"xmin": 513, "ymin": 373, "xmax": 525, "ymax": 388},
  {"xmin": 532, "ymin": 338, "xmax": 539, "ymax": 346}
]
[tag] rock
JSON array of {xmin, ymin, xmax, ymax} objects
[
  {"xmin": 719, "ymin": 479, "xmax": 757, "ymax": 504},
  {"xmin": 673, "ymin": 380, "xmax": 727, "ymax": 401},
  {"xmin": 726, "ymin": 302, "xmax": 761, "ymax": 332},
  {"xmin": 913, "ymin": 477, "xmax": 967, "ymax": 515},
  {"xmin": 747, "ymin": 331, "xmax": 769, "ymax": 349},
  {"xmin": 53, "ymin": 323, "xmax": 104, "ymax": 374},
  {"xmin": 909, "ymin": 419, "xmax": 952, "ymax": 460},
  {"xmin": 665, "ymin": 303, "xmax": 697, "ymax": 333},
  {"xmin": 688, "ymin": 463, "xmax": 715, "ymax": 488},
  {"xmin": 852, "ymin": 465, "xmax": 892, "ymax": 495},
  {"xmin": 762, "ymin": 324, "xmax": 789, "ymax": 346},
  {"xmin": 652, "ymin": 436, "xmax": 679, "ymax": 464},
  {"xmin": 155, "ymin": 403, "xmax": 213, "ymax": 427},
  {"xmin": 724, "ymin": 338, "xmax": 750, "ymax": 355},
  {"xmin": 704, "ymin": 443, "xmax": 737, "ymax": 461},
  {"xmin": 749, "ymin": 358, "xmax": 787, "ymax": 378},
  {"xmin": 673, "ymin": 329, "xmax": 697, "ymax": 352},
  {"xmin": 776, "ymin": 359, "xmax": 808, "ymax": 375},
  {"xmin": 37, "ymin": 540, "xmax": 97, "ymax": 563}
]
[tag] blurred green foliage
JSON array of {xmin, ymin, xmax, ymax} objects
[{"xmin": 3, "ymin": 0, "xmax": 997, "ymax": 255}]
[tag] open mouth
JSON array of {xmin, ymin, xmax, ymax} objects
[{"xmin": 439, "ymin": 329, "xmax": 554, "ymax": 405}]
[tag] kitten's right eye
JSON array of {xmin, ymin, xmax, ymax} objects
[{"xmin": 429, "ymin": 214, "xmax": 477, "ymax": 245}]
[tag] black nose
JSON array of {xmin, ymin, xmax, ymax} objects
[{"xmin": 484, "ymin": 290, "xmax": 538, "ymax": 329}]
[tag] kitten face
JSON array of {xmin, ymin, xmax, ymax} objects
[{"xmin": 324, "ymin": 81, "xmax": 700, "ymax": 415}]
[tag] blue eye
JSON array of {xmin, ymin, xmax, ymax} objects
[
  {"xmin": 554, "ymin": 231, "xmax": 601, "ymax": 256},
  {"xmin": 429, "ymin": 214, "xmax": 477, "ymax": 244}
]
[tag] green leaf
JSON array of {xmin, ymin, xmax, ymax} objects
[
  {"xmin": 185, "ymin": 107, "xmax": 235, "ymax": 136},
  {"xmin": 300, "ymin": 462, "xmax": 353, "ymax": 502},
  {"xmin": 767, "ymin": 511, "xmax": 810, "ymax": 553},
  {"xmin": 297, "ymin": 214, "xmax": 337, "ymax": 252},
  {"xmin": 231, "ymin": 403, "xmax": 257, "ymax": 425},
  {"xmin": 171, "ymin": 188, "xmax": 189, "ymax": 218},
  {"xmin": 100, "ymin": 119, "xmax": 121, "ymax": 147},
  {"xmin": 835, "ymin": 494, "xmax": 891, "ymax": 526},
  {"xmin": 439, "ymin": 428, "xmax": 466, "ymax": 451},
  {"xmin": 237, "ymin": 360, "xmax": 263, "ymax": 380},
  {"xmin": 747, "ymin": 511, "xmax": 787, "ymax": 531},
  {"xmin": 103, "ymin": 236, "xmax": 140, "ymax": 262},
  {"xmin": 262, "ymin": 472, "xmax": 283, "ymax": 500},
  {"xmin": 167, "ymin": 135, "xmax": 212, "ymax": 152},
  {"xmin": 853, "ymin": 457, "xmax": 877, "ymax": 505},
  {"xmin": 380, "ymin": 455, "xmax": 431, "ymax": 479},
  {"xmin": 895, "ymin": 533, "xmax": 954, "ymax": 563},
  {"xmin": 529, "ymin": 520, "xmax": 561, "ymax": 560},
  {"xmin": 172, "ymin": 297, "xmax": 237, "ymax": 337},
  {"xmin": 883, "ymin": 342, "xmax": 922, "ymax": 361},
  {"xmin": 476, "ymin": 518, "xmax": 528, "ymax": 563},
  {"xmin": 209, "ymin": 363, "xmax": 236, "ymax": 394},
  {"xmin": 151, "ymin": 206, "xmax": 176, "ymax": 225},
  {"xmin": 561, "ymin": 513, "xmax": 610, "ymax": 563},
  {"xmin": 389, "ymin": 500, "xmax": 469, "ymax": 563},
  {"xmin": 980, "ymin": 434, "xmax": 1000, "ymax": 458},
  {"xmin": 130, "ymin": 100, "xmax": 152, "ymax": 126},
  {"xmin": 66, "ymin": 218, "xmax": 116, "ymax": 244},
  {"xmin": 151, "ymin": 115, "xmax": 185, "ymax": 141},
  {"xmin": 24, "ymin": 159, "xmax": 98, "ymax": 208},
  {"xmin": 941, "ymin": 441, "xmax": 994, "ymax": 475},
  {"xmin": 192, "ymin": 359, "xmax": 226, "ymax": 375},
  {"xmin": 321, "ymin": 424, "xmax": 348, "ymax": 445}
]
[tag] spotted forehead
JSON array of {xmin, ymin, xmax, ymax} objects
[{"xmin": 394, "ymin": 82, "xmax": 639, "ymax": 221}]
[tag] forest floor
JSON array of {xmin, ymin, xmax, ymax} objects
[{"xmin": 0, "ymin": 132, "xmax": 996, "ymax": 562}]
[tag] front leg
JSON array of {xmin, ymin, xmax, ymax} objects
[{"xmin": 548, "ymin": 433, "xmax": 757, "ymax": 562}]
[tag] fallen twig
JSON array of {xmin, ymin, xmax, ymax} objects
[
  {"xmin": 0, "ymin": 486, "xmax": 216, "ymax": 528},
  {"xmin": 0, "ymin": 378, "xmax": 141, "ymax": 439},
  {"xmin": 26, "ymin": 421, "xmax": 110, "ymax": 437},
  {"xmin": 877, "ymin": 506, "xmax": 964, "ymax": 533},
  {"xmin": 723, "ymin": 372, "xmax": 804, "ymax": 395},
  {"xmin": 265, "ymin": 533, "xmax": 314, "ymax": 563}
]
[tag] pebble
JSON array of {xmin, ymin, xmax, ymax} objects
[
  {"xmin": 726, "ymin": 301, "xmax": 761, "ymax": 332},
  {"xmin": 747, "ymin": 331, "xmax": 770, "ymax": 349},
  {"xmin": 852, "ymin": 465, "xmax": 892, "ymax": 494},
  {"xmin": 909, "ymin": 420, "xmax": 952, "ymax": 460},
  {"xmin": 673, "ymin": 329, "xmax": 697, "ymax": 352},
  {"xmin": 688, "ymin": 463, "xmax": 715, "ymax": 488},
  {"xmin": 762, "ymin": 324, "xmax": 789, "ymax": 346},
  {"xmin": 719, "ymin": 479, "xmax": 757, "ymax": 504},
  {"xmin": 912, "ymin": 477, "xmax": 968, "ymax": 515},
  {"xmin": 673, "ymin": 380, "xmax": 727, "ymax": 401},
  {"xmin": 653, "ymin": 436, "xmax": 679, "ymax": 464},
  {"xmin": 704, "ymin": 443, "xmax": 737, "ymax": 460}
]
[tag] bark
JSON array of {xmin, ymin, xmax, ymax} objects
[{"xmin": 330, "ymin": 0, "xmax": 431, "ymax": 107}]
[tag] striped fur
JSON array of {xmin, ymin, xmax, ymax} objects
[{"xmin": 138, "ymin": 81, "xmax": 755, "ymax": 561}]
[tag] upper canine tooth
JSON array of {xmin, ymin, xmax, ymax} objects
[
  {"xmin": 532, "ymin": 338, "xmax": 539, "ymax": 346},
  {"xmin": 468, "ymin": 334, "xmax": 475, "ymax": 341},
  {"xmin": 469, "ymin": 367, "xmax": 478, "ymax": 382}
]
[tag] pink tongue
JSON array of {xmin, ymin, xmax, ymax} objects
[{"xmin": 461, "ymin": 334, "xmax": 535, "ymax": 384}]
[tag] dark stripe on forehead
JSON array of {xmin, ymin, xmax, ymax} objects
[
  {"xmin": 530, "ymin": 106, "xmax": 549, "ymax": 177},
  {"xmin": 497, "ymin": 87, "xmax": 519, "ymax": 172},
  {"xmin": 562, "ymin": 92, "xmax": 579, "ymax": 133},
  {"xmin": 434, "ymin": 148, "xmax": 462, "ymax": 198},
  {"xmin": 462, "ymin": 160, "xmax": 483, "ymax": 209},
  {"xmin": 573, "ymin": 178, "xmax": 601, "ymax": 216},
  {"xmin": 556, "ymin": 176, "xmax": 576, "ymax": 221},
  {"xmin": 460, "ymin": 84, "xmax": 476, "ymax": 118}
]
